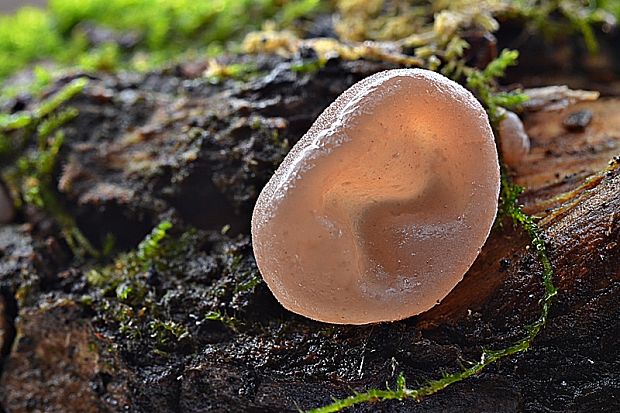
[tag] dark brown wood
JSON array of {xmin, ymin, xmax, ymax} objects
[{"xmin": 0, "ymin": 59, "xmax": 618, "ymax": 412}]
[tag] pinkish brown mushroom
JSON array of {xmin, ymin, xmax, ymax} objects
[
  {"xmin": 252, "ymin": 69, "xmax": 500, "ymax": 324},
  {"xmin": 498, "ymin": 109, "xmax": 530, "ymax": 167}
]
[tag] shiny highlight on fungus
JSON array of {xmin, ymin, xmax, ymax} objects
[{"xmin": 252, "ymin": 69, "xmax": 500, "ymax": 324}]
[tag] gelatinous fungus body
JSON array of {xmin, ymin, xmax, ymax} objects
[
  {"xmin": 499, "ymin": 110, "xmax": 530, "ymax": 167},
  {"xmin": 252, "ymin": 69, "xmax": 500, "ymax": 324}
]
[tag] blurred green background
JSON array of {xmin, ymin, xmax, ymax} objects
[
  {"xmin": 0, "ymin": 0, "xmax": 324, "ymax": 80},
  {"xmin": 0, "ymin": 0, "xmax": 618, "ymax": 100}
]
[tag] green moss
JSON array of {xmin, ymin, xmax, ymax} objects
[
  {"xmin": 37, "ymin": 77, "xmax": 88, "ymax": 117},
  {"xmin": 115, "ymin": 280, "xmax": 147, "ymax": 306},
  {"xmin": 310, "ymin": 43, "xmax": 557, "ymax": 413},
  {"xmin": 0, "ymin": 0, "xmax": 325, "ymax": 84},
  {"xmin": 333, "ymin": 0, "xmax": 617, "ymax": 46},
  {"xmin": 205, "ymin": 310, "xmax": 237, "ymax": 330},
  {"xmin": 239, "ymin": 0, "xmax": 616, "ymax": 84},
  {"xmin": 291, "ymin": 58, "xmax": 326, "ymax": 74},
  {"xmin": 309, "ymin": 169, "xmax": 558, "ymax": 413},
  {"xmin": 505, "ymin": 0, "xmax": 616, "ymax": 53},
  {"xmin": 1, "ymin": 77, "xmax": 100, "ymax": 258},
  {"xmin": 204, "ymin": 61, "xmax": 260, "ymax": 83},
  {"xmin": 0, "ymin": 7, "xmax": 63, "ymax": 80},
  {"xmin": 77, "ymin": 42, "xmax": 122, "ymax": 72},
  {"xmin": 136, "ymin": 220, "xmax": 173, "ymax": 263},
  {"xmin": 88, "ymin": 220, "xmax": 173, "ymax": 289},
  {"xmin": 0, "ymin": 113, "xmax": 33, "ymax": 132},
  {"xmin": 465, "ymin": 49, "xmax": 528, "ymax": 124},
  {"xmin": 1, "ymin": 77, "xmax": 87, "ymax": 153},
  {"xmin": 310, "ymin": 198, "xmax": 558, "ymax": 411},
  {"xmin": 36, "ymin": 107, "xmax": 79, "ymax": 141},
  {"xmin": 87, "ymin": 221, "xmax": 185, "ymax": 346},
  {"xmin": 0, "ymin": 0, "xmax": 608, "ymax": 406},
  {"xmin": 234, "ymin": 275, "xmax": 262, "ymax": 294},
  {"xmin": 80, "ymin": 294, "xmax": 94, "ymax": 306},
  {"xmin": 148, "ymin": 319, "xmax": 190, "ymax": 350}
]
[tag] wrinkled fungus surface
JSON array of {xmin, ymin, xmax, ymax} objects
[{"xmin": 252, "ymin": 69, "xmax": 500, "ymax": 324}]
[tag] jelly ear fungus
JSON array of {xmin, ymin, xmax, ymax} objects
[{"xmin": 252, "ymin": 69, "xmax": 500, "ymax": 324}]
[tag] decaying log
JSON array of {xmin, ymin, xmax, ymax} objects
[{"xmin": 0, "ymin": 56, "xmax": 618, "ymax": 412}]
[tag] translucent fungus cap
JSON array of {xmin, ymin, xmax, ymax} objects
[
  {"xmin": 252, "ymin": 69, "xmax": 500, "ymax": 324},
  {"xmin": 499, "ymin": 110, "xmax": 530, "ymax": 167}
]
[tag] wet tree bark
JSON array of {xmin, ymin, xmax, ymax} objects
[{"xmin": 0, "ymin": 56, "xmax": 618, "ymax": 412}]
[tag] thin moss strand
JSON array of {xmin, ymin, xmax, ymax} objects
[{"xmin": 309, "ymin": 50, "xmax": 556, "ymax": 413}]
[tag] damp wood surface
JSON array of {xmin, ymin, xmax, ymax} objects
[{"xmin": 0, "ymin": 53, "xmax": 618, "ymax": 412}]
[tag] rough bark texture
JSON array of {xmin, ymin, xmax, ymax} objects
[{"xmin": 0, "ymin": 53, "xmax": 618, "ymax": 413}]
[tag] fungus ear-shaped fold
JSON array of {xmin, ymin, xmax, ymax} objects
[{"xmin": 252, "ymin": 68, "xmax": 500, "ymax": 325}]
